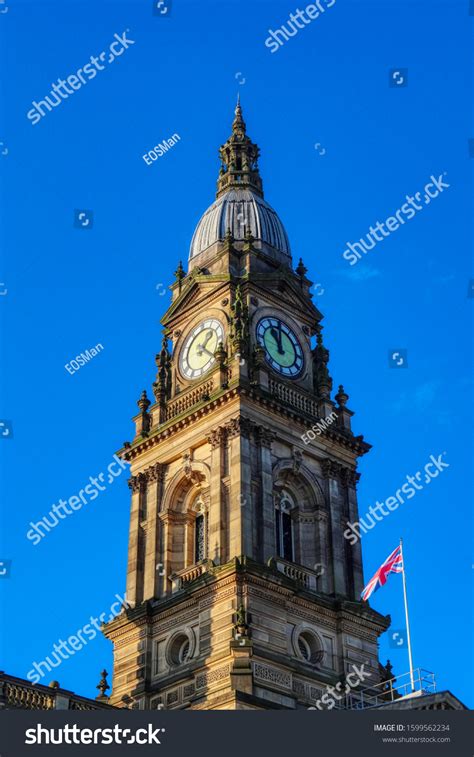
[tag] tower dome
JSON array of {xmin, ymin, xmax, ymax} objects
[{"xmin": 188, "ymin": 100, "xmax": 291, "ymax": 268}]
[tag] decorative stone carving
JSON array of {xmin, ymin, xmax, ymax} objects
[
  {"xmin": 195, "ymin": 665, "xmax": 230, "ymax": 689},
  {"xmin": 339, "ymin": 467, "xmax": 350, "ymax": 487},
  {"xmin": 292, "ymin": 679, "xmax": 305, "ymax": 696},
  {"xmin": 256, "ymin": 426, "xmax": 275, "ymax": 447},
  {"xmin": 182, "ymin": 452, "xmax": 193, "ymax": 478},
  {"xmin": 145, "ymin": 463, "xmax": 164, "ymax": 483},
  {"xmin": 183, "ymin": 683, "xmax": 195, "ymax": 698},
  {"xmin": 128, "ymin": 472, "xmax": 147, "ymax": 493},
  {"xmin": 206, "ymin": 427, "xmax": 226, "ymax": 449},
  {"xmin": 166, "ymin": 690, "xmax": 179, "ymax": 705},
  {"xmin": 321, "ymin": 460, "xmax": 340, "ymax": 479},
  {"xmin": 225, "ymin": 416, "xmax": 252, "ymax": 438},
  {"xmin": 291, "ymin": 448, "xmax": 303, "ymax": 475},
  {"xmin": 253, "ymin": 663, "xmax": 291, "ymax": 690}
]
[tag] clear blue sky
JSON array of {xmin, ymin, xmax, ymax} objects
[{"xmin": 0, "ymin": 0, "xmax": 472, "ymax": 707}]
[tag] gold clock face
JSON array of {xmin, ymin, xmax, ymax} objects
[
  {"xmin": 180, "ymin": 319, "xmax": 224, "ymax": 380},
  {"xmin": 256, "ymin": 316, "xmax": 304, "ymax": 378}
]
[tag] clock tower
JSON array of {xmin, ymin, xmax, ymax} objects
[{"xmin": 103, "ymin": 101, "xmax": 390, "ymax": 710}]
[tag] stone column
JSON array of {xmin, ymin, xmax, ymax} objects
[
  {"xmin": 207, "ymin": 427, "xmax": 226, "ymax": 564},
  {"xmin": 143, "ymin": 464, "xmax": 164, "ymax": 600},
  {"xmin": 346, "ymin": 470, "xmax": 364, "ymax": 598},
  {"xmin": 126, "ymin": 472, "xmax": 146, "ymax": 607},
  {"xmin": 158, "ymin": 512, "xmax": 171, "ymax": 596},
  {"xmin": 257, "ymin": 427, "xmax": 276, "ymax": 563},
  {"xmin": 315, "ymin": 510, "xmax": 330, "ymax": 594},
  {"xmin": 225, "ymin": 417, "xmax": 252, "ymax": 557},
  {"xmin": 323, "ymin": 461, "xmax": 347, "ymax": 596}
]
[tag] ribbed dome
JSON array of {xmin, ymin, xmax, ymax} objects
[{"xmin": 189, "ymin": 188, "xmax": 291, "ymax": 262}]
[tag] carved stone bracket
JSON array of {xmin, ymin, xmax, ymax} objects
[
  {"xmin": 182, "ymin": 452, "xmax": 193, "ymax": 478},
  {"xmin": 291, "ymin": 447, "xmax": 303, "ymax": 475},
  {"xmin": 181, "ymin": 451, "xmax": 205, "ymax": 486}
]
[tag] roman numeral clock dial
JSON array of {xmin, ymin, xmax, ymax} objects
[
  {"xmin": 179, "ymin": 319, "xmax": 225, "ymax": 380},
  {"xmin": 256, "ymin": 316, "xmax": 304, "ymax": 378}
]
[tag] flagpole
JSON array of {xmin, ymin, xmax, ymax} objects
[{"xmin": 400, "ymin": 538, "xmax": 415, "ymax": 693}]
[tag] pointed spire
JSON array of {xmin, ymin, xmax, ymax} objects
[
  {"xmin": 313, "ymin": 323, "xmax": 333, "ymax": 398},
  {"xmin": 217, "ymin": 100, "xmax": 263, "ymax": 199},
  {"xmin": 232, "ymin": 97, "xmax": 246, "ymax": 135},
  {"xmin": 174, "ymin": 260, "xmax": 185, "ymax": 294}
]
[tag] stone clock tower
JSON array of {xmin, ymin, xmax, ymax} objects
[{"xmin": 103, "ymin": 101, "xmax": 390, "ymax": 710}]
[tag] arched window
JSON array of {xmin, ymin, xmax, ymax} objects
[
  {"xmin": 195, "ymin": 513, "xmax": 206, "ymax": 563},
  {"xmin": 167, "ymin": 632, "xmax": 192, "ymax": 666},
  {"xmin": 275, "ymin": 493, "xmax": 294, "ymax": 562},
  {"xmin": 295, "ymin": 629, "xmax": 324, "ymax": 665}
]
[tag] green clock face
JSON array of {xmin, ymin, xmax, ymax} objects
[
  {"xmin": 180, "ymin": 318, "xmax": 224, "ymax": 380},
  {"xmin": 256, "ymin": 317, "xmax": 304, "ymax": 378}
]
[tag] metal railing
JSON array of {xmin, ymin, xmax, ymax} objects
[{"xmin": 337, "ymin": 668, "xmax": 436, "ymax": 710}]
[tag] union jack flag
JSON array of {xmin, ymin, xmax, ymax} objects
[{"xmin": 361, "ymin": 545, "xmax": 403, "ymax": 602}]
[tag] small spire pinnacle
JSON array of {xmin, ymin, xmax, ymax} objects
[
  {"xmin": 296, "ymin": 258, "xmax": 308, "ymax": 277},
  {"xmin": 216, "ymin": 102, "xmax": 263, "ymax": 198},
  {"xmin": 335, "ymin": 384, "xmax": 349, "ymax": 407},
  {"xmin": 96, "ymin": 669, "xmax": 110, "ymax": 700},
  {"xmin": 174, "ymin": 260, "xmax": 185, "ymax": 294},
  {"xmin": 137, "ymin": 389, "xmax": 150, "ymax": 413}
]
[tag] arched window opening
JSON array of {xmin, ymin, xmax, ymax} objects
[
  {"xmin": 296, "ymin": 630, "xmax": 324, "ymax": 666},
  {"xmin": 168, "ymin": 633, "xmax": 192, "ymax": 666},
  {"xmin": 275, "ymin": 493, "xmax": 294, "ymax": 562},
  {"xmin": 195, "ymin": 513, "xmax": 206, "ymax": 563}
]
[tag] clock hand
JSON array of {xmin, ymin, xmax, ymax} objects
[
  {"xmin": 270, "ymin": 327, "xmax": 285, "ymax": 355},
  {"xmin": 196, "ymin": 344, "xmax": 215, "ymax": 359},
  {"xmin": 201, "ymin": 330, "xmax": 213, "ymax": 347},
  {"xmin": 196, "ymin": 330, "xmax": 215, "ymax": 357}
]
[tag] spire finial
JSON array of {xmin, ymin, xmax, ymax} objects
[
  {"xmin": 232, "ymin": 97, "xmax": 246, "ymax": 135},
  {"xmin": 216, "ymin": 103, "xmax": 263, "ymax": 198},
  {"xmin": 296, "ymin": 257, "xmax": 308, "ymax": 277},
  {"xmin": 96, "ymin": 669, "xmax": 110, "ymax": 700},
  {"xmin": 137, "ymin": 389, "xmax": 150, "ymax": 412},
  {"xmin": 335, "ymin": 384, "xmax": 349, "ymax": 407}
]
